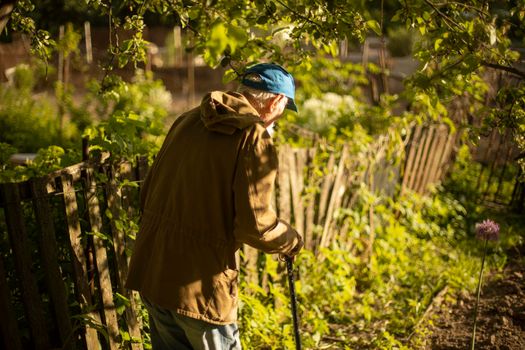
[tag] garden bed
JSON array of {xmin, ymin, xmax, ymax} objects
[{"xmin": 426, "ymin": 245, "xmax": 525, "ymax": 350}]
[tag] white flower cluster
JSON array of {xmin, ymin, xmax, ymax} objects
[{"xmin": 301, "ymin": 93, "xmax": 359, "ymax": 133}]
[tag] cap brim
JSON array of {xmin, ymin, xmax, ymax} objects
[{"xmin": 286, "ymin": 99, "xmax": 298, "ymax": 112}]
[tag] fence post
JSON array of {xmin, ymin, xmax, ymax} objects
[
  {"xmin": 84, "ymin": 168, "xmax": 120, "ymax": 350},
  {"xmin": 316, "ymin": 153, "xmax": 336, "ymax": 228},
  {"xmin": 426, "ymin": 126, "xmax": 449, "ymax": 186},
  {"xmin": 400, "ymin": 124, "xmax": 422, "ymax": 195},
  {"xmin": 319, "ymin": 146, "xmax": 348, "ymax": 249},
  {"xmin": 415, "ymin": 126, "xmax": 437, "ymax": 193},
  {"xmin": 433, "ymin": 130, "xmax": 456, "ymax": 184},
  {"xmin": 289, "ymin": 149, "xmax": 305, "ymax": 237},
  {"xmin": 1, "ymin": 183, "xmax": 50, "ymax": 350},
  {"xmin": 304, "ymin": 148, "xmax": 317, "ymax": 250},
  {"xmin": 406, "ymin": 126, "xmax": 427, "ymax": 192},
  {"xmin": 105, "ymin": 166, "xmax": 144, "ymax": 349},
  {"xmin": 61, "ymin": 173, "xmax": 101, "ymax": 349},
  {"xmin": 31, "ymin": 177, "xmax": 74, "ymax": 349}
]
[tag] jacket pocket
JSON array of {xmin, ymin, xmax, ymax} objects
[{"xmin": 205, "ymin": 269, "xmax": 239, "ymax": 322}]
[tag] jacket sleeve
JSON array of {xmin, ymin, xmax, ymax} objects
[{"xmin": 233, "ymin": 127, "xmax": 301, "ymax": 255}]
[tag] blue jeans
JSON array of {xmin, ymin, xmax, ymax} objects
[{"xmin": 142, "ymin": 296, "xmax": 242, "ymax": 350}]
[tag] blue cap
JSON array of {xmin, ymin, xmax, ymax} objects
[{"xmin": 241, "ymin": 63, "xmax": 297, "ymax": 112}]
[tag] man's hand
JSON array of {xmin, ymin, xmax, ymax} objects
[{"xmin": 279, "ymin": 234, "xmax": 304, "ymax": 262}]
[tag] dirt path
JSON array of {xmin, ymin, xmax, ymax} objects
[{"xmin": 425, "ymin": 249, "xmax": 525, "ymax": 350}]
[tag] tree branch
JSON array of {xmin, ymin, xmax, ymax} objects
[
  {"xmin": 274, "ymin": 0, "xmax": 324, "ymax": 32},
  {"xmin": 422, "ymin": 0, "xmax": 462, "ymax": 30},
  {"xmin": 481, "ymin": 61, "xmax": 525, "ymax": 80},
  {"xmin": 433, "ymin": 1, "xmax": 490, "ymax": 18}
]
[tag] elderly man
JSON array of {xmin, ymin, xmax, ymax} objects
[{"xmin": 126, "ymin": 63, "xmax": 303, "ymax": 349}]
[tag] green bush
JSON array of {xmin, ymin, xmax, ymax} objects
[
  {"xmin": 0, "ymin": 144, "xmax": 79, "ymax": 183},
  {"xmin": 238, "ymin": 186, "xmax": 485, "ymax": 349},
  {"xmin": 0, "ymin": 64, "xmax": 79, "ymax": 152},
  {"xmin": 84, "ymin": 71, "xmax": 172, "ymax": 161}
]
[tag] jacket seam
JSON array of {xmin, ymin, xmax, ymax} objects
[{"xmin": 176, "ymin": 308, "xmax": 234, "ymax": 325}]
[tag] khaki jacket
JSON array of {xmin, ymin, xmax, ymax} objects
[{"xmin": 126, "ymin": 91, "xmax": 301, "ymax": 325}]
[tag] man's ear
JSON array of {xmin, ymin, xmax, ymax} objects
[{"xmin": 270, "ymin": 94, "xmax": 286, "ymax": 111}]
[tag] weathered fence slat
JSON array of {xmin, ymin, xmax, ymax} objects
[
  {"xmin": 105, "ymin": 173, "xmax": 144, "ymax": 349},
  {"xmin": 401, "ymin": 125, "xmax": 422, "ymax": 194},
  {"xmin": 61, "ymin": 174, "xmax": 101, "ymax": 349},
  {"xmin": 84, "ymin": 169, "xmax": 120, "ymax": 350},
  {"xmin": 304, "ymin": 148, "xmax": 317, "ymax": 250},
  {"xmin": 316, "ymin": 153, "xmax": 336, "ymax": 227},
  {"xmin": 426, "ymin": 127, "xmax": 449, "ymax": 186},
  {"xmin": 1, "ymin": 183, "xmax": 50, "ymax": 350},
  {"xmin": 319, "ymin": 146, "xmax": 349, "ymax": 249},
  {"xmin": 325, "ymin": 163, "xmax": 351, "ymax": 247},
  {"xmin": 415, "ymin": 126, "xmax": 438, "ymax": 193},
  {"xmin": 31, "ymin": 178, "xmax": 74, "ymax": 349},
  {"xmin": 0, "ymin": 253, "xmax": 23, "ymax": 350},
  {"xmin": 434, "ymin": 131, "xmax": 456, "ymax": 185},
  {"xmin": 289, "ymin": 150, "xmax": 304, "ymax": 236},
  {"xmin": 105, "ymin": 176, "xmax": 127, "ymax": 290},
  {"xmin": 119, "ymin": 162, "xmax": 136, "ymax": 215},
  {"xmin": 408, "ymin": 126, "xmax": 432, "ymax": 192}
]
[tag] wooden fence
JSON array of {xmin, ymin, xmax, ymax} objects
[
  {"xmin": 400, "ymin": 124, "xmax": 457, "ymax": 195},
  {"xmin": 0, "ymin": 123, "xmax": 457, "ymax": 349},
  {"xmin": 473, "ymin": 128, "xmax": 523, "ymax": 207},
  {"xmin": 0, "ymin": 159, "xmax": 149, "ymax": 350}
]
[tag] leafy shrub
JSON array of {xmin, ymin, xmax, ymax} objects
[
  {"xmin": 393, "ymin": 188, "xmax": 468, "ymax": 240},
  {"xmin": 238, "ymin": 187, "xmax": 483, "ymax": 349},
  {"xmin": 0, "ymin": 67, "xmax": 172, "ymax": 181},
  {"xmin": 279, "ymin": 58, "xmax": 407, "ymax": 144},
  {"xmin": 0, "ymin": 63, "xmax": 79, "ymax": 152},
  {"xmin": 291, "ymin": 58, "xmax": 368, "ymax": 100},
  {"xmin": 84, "ymin": 71, "xmax": 172, "ymax": 161},
  {"xmin": 0, "ymin": 145, "xmax": 79, "ymax": 183}
]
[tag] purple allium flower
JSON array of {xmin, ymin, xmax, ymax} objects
[{"xmin": 475, "ymin": 219, "xmax": 500, "ymax": 241}]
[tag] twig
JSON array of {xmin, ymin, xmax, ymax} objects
[
  {"xmin": 422, "ymin": 0, "xmax": 462, "ymax": 31},
  {"xmin": 322, "ymin": 335, "xmax": 346, "ymax": 343},
  {"xmin": 274, "ymin": 0, "xmax": 324, "ymax": 33},
  {"xmin": 480, "ymin": 60, "xmax": 525, "ymax": 80},
  {"xmin": 432, "ymin": 1, "xmax": 490, "ymax": 18}
]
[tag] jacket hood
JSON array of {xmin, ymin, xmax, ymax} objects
[{"xmin": 201, "ymin": 91, "xmax": 263, "ymax": 134}]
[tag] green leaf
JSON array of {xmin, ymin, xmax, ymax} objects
[
  {"xmin": 222, "ymin": 69, "xmax": 238, "ymax": 84},
  {"xmin": 391, "ymin": 10, "xmax": 403, "ymax": 22},
  {"xmin": 434, "ymin": 38, "xmax": 443, "ymax": 51},
  {"xmin": 366, "ymin": 20, "xmax": 382, "ymax": 35},
  {"xmin": 227, "ymin": 24, "xmax": 248, "ymax": 53}
]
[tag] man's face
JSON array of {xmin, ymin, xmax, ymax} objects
[{"xmin": 260, "ymin": 94, "xmax": 287, "ymax": 128}]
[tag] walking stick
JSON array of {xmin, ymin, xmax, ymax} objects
[{"xmin": 285, "ymin": 256, "xmax": 301, "ymax": 350}]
